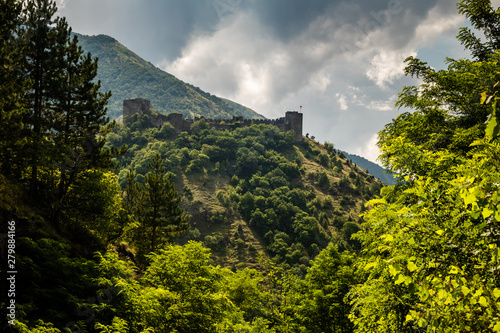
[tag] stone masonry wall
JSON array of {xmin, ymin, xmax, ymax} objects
[{"xmin": 123, "ymin": 98, "xmax": 303, "ymax": 141}]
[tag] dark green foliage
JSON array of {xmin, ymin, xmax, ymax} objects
[
  {"xmin": 108, "ymin": 120, "xmax": 376, "ymax": 265},
  {"xmin": 123, "ymin": 154, "xmax": 189, "ymax": 263},
  {"xmin": 21, "ymin": 0, "xmax": 113, "ymax": 203},
  {"xmin": 0, "ymin": 0, "xmax": 26, "ymax": 180},
  {"xmin": 317, "ymin": 171, "xmax": 330, "ymax": 188},
  {"xmin": 285, "ymin": 244, "xmax": 362, "ymax": 333},
  {"xmin": 15, "ymin": 237, "xmax": 99, "ymax": 329}
]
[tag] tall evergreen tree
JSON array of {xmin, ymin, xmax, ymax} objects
[
  {"xmin": 140, "ymin": 154, "xmax": 190, "ymax": 254},
  {"xmin": 123, "ymin": 155, "xmax": 189, "ymax": 263},
  {"xmin": 20, "ymin": 0, "xmax": 112, "ymax": 203},
  {"xmin": 52, "ymin": 27, "xmax": 112, "ymax": 203},
  {"xmin": 0, "ymin": 0, "xmax": 27, "ymax": 179},
  {"xmin": 21, "ymin": 0, "xmax": 60, "ymax": 199}
]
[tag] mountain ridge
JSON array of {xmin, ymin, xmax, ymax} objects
[
  {"xmin": 342, "ymin": 151, "xmax": 396, "ymax": 185},
  {"xmin": 75, "ymin": 33, "xmax": 266, "ymax": 120}
]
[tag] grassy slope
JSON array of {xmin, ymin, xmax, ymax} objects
[
  {"xmin": 75, "ymin": 33, "xmax": 265, "ymax": 120},
  {"xmin": 172, "ymin": 137, "xmax": 382, "ymax": 269}
]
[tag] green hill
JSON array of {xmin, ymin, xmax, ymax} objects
[
  {"xmin": 107, "ymin": 119, "xmax": 384, "ymax": 269},
  {"xmin": 75, "ymin": 33, "xmax": 266, "ymax": 120},
  {"xmin": 343, "ymin": 152, "xmax": 396, "ymax": 185}
]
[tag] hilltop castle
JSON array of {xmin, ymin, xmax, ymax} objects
[{"xmin": 123, "ymin": 98, "xmax": 303, "ymax": 141}]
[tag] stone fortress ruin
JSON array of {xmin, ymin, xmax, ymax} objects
[{"xmin": 123, "ymin": 98, "xmax": 303, "ymax": 141}]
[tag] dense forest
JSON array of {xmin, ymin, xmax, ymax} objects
[
  {"xmin": 110, "ymin": 115, "xmax": 382, "ymax": 269},
  {"xmin": 1, "ymin": 0, "xmax": 500, "ymax": 332}
]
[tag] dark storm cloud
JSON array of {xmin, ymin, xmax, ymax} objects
[
  {"xmin": 246, "ymin": 0, "xmax": 444, "ymax": 41},
  {"xmin": 57, "ymin": 0, "xmax": 465, "ymax": 162},
  {"xmin": 59, "ymin": 0, "xmax": 456, "ymax": 63},
  {"xmin": 58, "ymin": 0, "xmax": 221, "ymax": 62}
]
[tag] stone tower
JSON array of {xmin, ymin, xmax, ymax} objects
[
  {"xmin": 285, "ymin": 111, "xmax": 303, "ymax": 141},
  {"xmin": 123, "ymin": 98, "xmax": 151, "ymax": 121}
]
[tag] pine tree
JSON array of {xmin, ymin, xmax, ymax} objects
[
  {"xmin": 0, "ymin": 0, "xmax": 27, "ymax": 179},
  {"xmin": 20, "ymin": 0, "xmax": 112, "ymax": 203},
  {"xmin": 124, "ymin": 154, "xmax": 190, "ymax": 263},
  {"xmin": 141, "ymin": 154, "xmax": 189, "ymax": 253},
  {"xmin": 52, "ymin": 28, "xmax": 112, "ymax": 202},
  {"xmin": 22, "ymin": 0, "xmax": 60, "ymax": 199}
]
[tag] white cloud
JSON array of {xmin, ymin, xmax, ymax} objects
[
  {"xmin": 413, "ymin": 8, "xmax": 463, "ymax": 46},
  {"xmin": 366, "ymin": 50, "xmax": 416, "ymax": 88},
  {"xmin": 154, "ymin": 0, "xmax": 464, "ymax": 160},
  {"xmin": 353, "ymin": 132, "xmax": 380, "ymax": 164},
  {"xmin": 336, "ymin": 93, "xmax": 348, "ymax": 110}
]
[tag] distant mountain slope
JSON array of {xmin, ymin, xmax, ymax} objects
[
  {"xmin": 343, "ymin": 152, "xmax": 396, "ymax": 186},
  {"xmin": 75, "ymin": 33, "xmax": 265, "ymax": 120}
]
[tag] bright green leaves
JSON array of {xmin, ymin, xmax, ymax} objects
[
  {"xmin": 481, "ymin": 81, "xmax": 500, "ymax": 139},
  {"xmin": 381, "ymin": 234, "xmax": 394, "ymax": 243},
  {"xmin": 353, "ymin": 81, "xmax": 500, "ymax": 331},
  {"xmin": 407, "ymin": 261, "xmax": 417, "ymax": 272},
  {"xmin": 449, "ymin": 265, "xmax": 460, "ymax": 275},
  {"xmin": 482, "ymin": 206, "xmax": 494, "ymax": 219},
  {"xmin": 485, "ymin": 106, "xmax": 500, "ymax": 141},
  {"xmin": 94, "ymin": 242, "xmax": 278, "ymax": 333}
]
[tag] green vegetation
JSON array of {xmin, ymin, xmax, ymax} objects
[
  {"xmin": 75, "ymin": 33, "xmax": 266, "ymax": 121},
  {"xmin": 3, "ymin": 0, "xmax": 500, "ymax": 332},
  {"xmin": 350, "ymin": 1, "xmax": 500, "ymax": 331},
  {"xmin": 108, "ymin": 117, "xmax": 380, "ymax": 269}
]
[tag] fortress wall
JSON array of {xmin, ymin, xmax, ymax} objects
[
  {"xmin": 123, "ymin": 98, "xmax": 151, "ymax": 120},
  {"xmin": 123, "ymin": 99, "xmax": 302, "ymax": 140}
]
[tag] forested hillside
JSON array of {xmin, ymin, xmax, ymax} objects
[
  {"xmin": 108, "ymin": 116, "xmax": 382, "ymax": 269},
  {"xmin": 75, "ymin": 33, "xmax": 266, "ymax": 120},
  {"xmin": 2, "ymin": 0, "xmax": 500, "ymax": 332}
]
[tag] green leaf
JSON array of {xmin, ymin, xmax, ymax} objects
[
  {"xmin": 486, "ymin": 114, "xmax": 499, "ymax": 138},
  {"xmin": 438, "ymin": 289, "xmax": 448, "ymax": 300},
  {"xmin": 481, "ymin": 91, "xmax": 488, "ymax": 104},
  {"xmin": 382, "ymin": 234, "xmax": 394, "ymax": 242},
  {"xmin": 407, "ymin": 261, "xmax": 417, "ymax": 272},
  {"xmin": 479, "ymin": 296, "xmax": 488, "ymax": 307},
  {"xmin": 462, "ymin": 286, "xmax": 470, "ymax": 296},
  {"xmin": 395, "ymin": 274, "xmax": 406, "ymax": 285},
  {"xmin": 435, "ymin": 229, "xmax": 444, "ymax": 236},
  {"xmin": 482, "ymin": 207, "xmax": 494, "ymax": 219},
  {"xmin": 364, "ymin": 262, "xmax": 377, "ymax": 270},
  {"xmin": 495, "ymin": 209, "xmax": 500, "ymax": 222},
  {"xmin": 493, "ymin": 288, "xmax": 500, "ymax": 300},
  {"xmin": 388, "ymin": 264, "xmax": 400, "ymax": 276}
]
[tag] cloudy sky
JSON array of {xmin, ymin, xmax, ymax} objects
[{"xmin": 56, "ymin": 0, "xmax": 491, "ymax": 163}]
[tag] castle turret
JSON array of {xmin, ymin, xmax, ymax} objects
[
  {"xmin": 123, "ymin": 98, "xmax": 151, "ymax": 121},
  {"xmin": 285, "ymin": 111, "xmax": 303, "ymax": 141}
]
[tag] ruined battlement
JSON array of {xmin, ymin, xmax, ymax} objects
[{"xmin": 123, "ymin": 98, "xmax": 303, "ymax": 141}]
